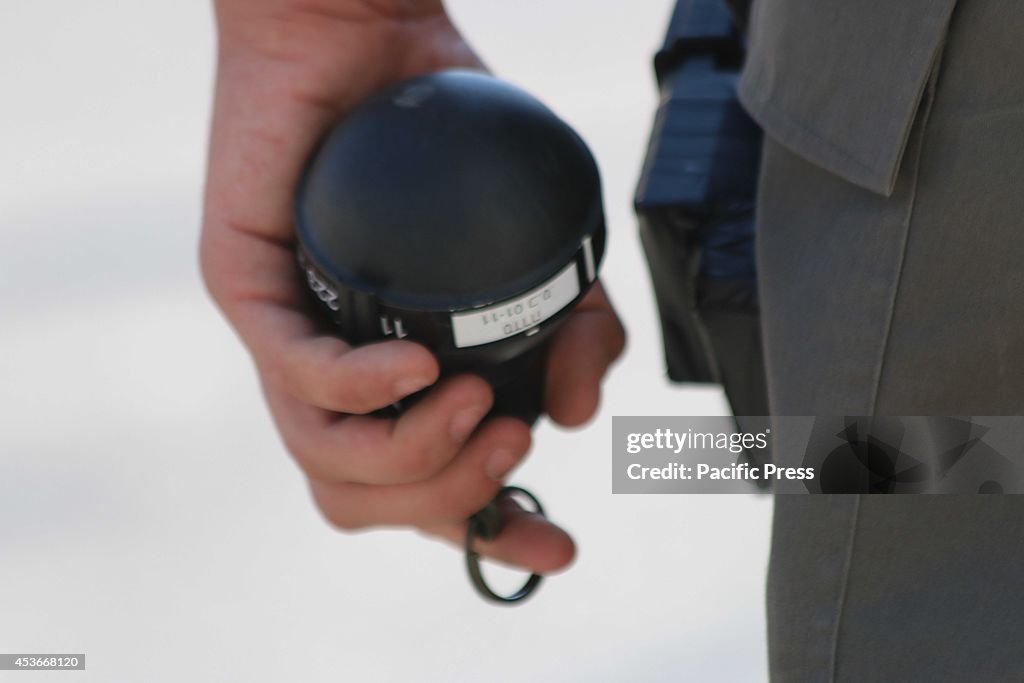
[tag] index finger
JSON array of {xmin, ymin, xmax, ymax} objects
[{"xmin": 201, "ymin": 224, "xmax": 440, "ymax": 414}]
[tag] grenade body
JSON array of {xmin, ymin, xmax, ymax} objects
[{"xmin": 294, "ymin": 70, "xmax": 606, "ymax": 420}]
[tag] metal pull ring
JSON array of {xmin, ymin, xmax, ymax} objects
[{"xmin": 465, "ymin": 486, "xmax": 545, "ymax": 604}]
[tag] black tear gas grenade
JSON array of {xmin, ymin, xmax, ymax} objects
[{"xmin": 293, "ymin": 69, "xmax": 606, "ymax": 604}]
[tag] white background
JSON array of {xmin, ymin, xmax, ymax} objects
[{"xmin": 0, "ymin": 2, "xmax": 772, "ymax": 681}]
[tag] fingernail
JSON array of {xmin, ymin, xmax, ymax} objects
[
  {"xmin": 485, "ymin": 448, "xmax": 522, "ymax": 481},
  {"xmin": 394, "ymin": 376, "xmax": 432, "ymax": 399},
  {"xmin": 450, "ymin": 406, "xmax": 486, "ymax": 441}
]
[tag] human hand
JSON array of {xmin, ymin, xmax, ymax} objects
[{"xmin": 201, "ymin": 0, "xmax": 625, "ymax": 574}]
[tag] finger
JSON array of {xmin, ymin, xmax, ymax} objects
[
  {"xmin": 202, "ymin": 227, "xmax": 440, "ymax": 414},
  {"xmin": 545, "ymin": 282, "xmax": 626, "ymax": 427},
  {"xmin": 307, "ymin": 416, "xmax": 532, "ymax": 529},
  {"xmin": 280, "ymin": 337, "xmax": 440, "ymax": 414},
  {"xmin": 421, "ymin": 496, "xmax": 576, "ymax": 575},
  {"xmin": 267, "ymin": 374, "xmax": 494, "ymax": 485}
]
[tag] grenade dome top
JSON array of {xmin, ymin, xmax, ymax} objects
[{"xmin": 295, "ymin": 69, "xmax": 605, "ymax": 311}]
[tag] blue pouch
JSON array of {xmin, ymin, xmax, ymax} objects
[{"xmin": 634, "ymin": 0, "xmax": 770, "ymax": 476}]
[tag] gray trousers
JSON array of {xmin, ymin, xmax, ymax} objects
[{"xmin": 756, "ymin": 3, "xmax": 1024, "ymax": 681}]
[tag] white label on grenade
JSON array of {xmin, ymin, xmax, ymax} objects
[{"xmin": 451, "ymin": 262, "xmax": 580, "ymax": 348}]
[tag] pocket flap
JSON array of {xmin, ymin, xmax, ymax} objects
[{"xmin": 738, "ymin": 0, "xmax": 956, "ymax": 196}]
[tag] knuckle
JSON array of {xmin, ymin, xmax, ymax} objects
[
  {"xmin": 613, "ymin": 320, "xmax": 627, "ymax": 354},
  {"xmin": 442, "ymin": 486, "xmax": 497, "ymax": 520},
  {"xmin": 393, "ymin": 443, "xmax": 445, "ymax": 482},
  {"xmin": 336, "ymin": 384, "xmax": 379, "ymax": 415},
  {"xmin": 319, "ymin": 505, "xmax": 365, "ymax": 532},
  {"xmin": 423, "ymin": 486, "xmax": 466, "ymax": 519},
  {"xmin": 278, "ymin": 349, "xmax": 310, "ymax": 398},
  {"xmin": 277, "ymin": 428, "xmax": 307, "ymax": 464},
  {"xmin": 311, "ymin": 485, "xmax": 365, "ymax": 532},
  {"xmin": 430, "ymin": 498, "xmax": 468, "ymax": 522},
  {"xmin": 461, "ymin": 374, "xmax": 495, "ymax": 402},
  {"xmin": 285, "ymin": 438, "xmax": 337, "ymax": 482},
  {"xmin": 285, "ymin": 442, "xmax": 319, "ymax": 476},
  {"xmin": 279, "ymin": 356, "xmax": 374, "ymax": 415},
  {"xmin": 511, "ymin": 424, "xmax": 534, "ymax": 452},
  {"xmin": 198, "ymin": 238, "xmax": 228, "ymax": 308},
  {"xmin": 297, "ymin": 360, "xmax": 381, "ymax": 414},
  {"xmin": 493, "ymin": 419, "xmax": 533, "ymax": 452}
]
